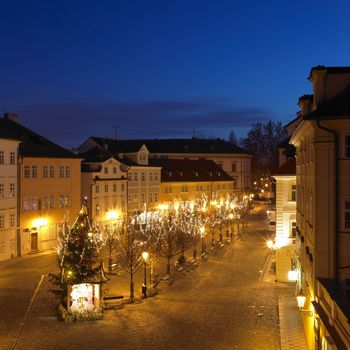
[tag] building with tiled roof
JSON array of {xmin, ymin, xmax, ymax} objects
[
  {"xmin": 79, "ymin": 136, "xmax": 252, "ymax": 193},
  {"xmin": 1, "ymin": 113, "xmax": 82, "ymax": 258},
  {"xmin": 290, "ymin": 66, "xmax": 350, "ymax": 349},
  {"xmin": 149, "ymin": 158, "xmax": 234, "ymax": 202}
]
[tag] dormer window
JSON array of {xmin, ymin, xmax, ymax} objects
[{"xmin": 140, "ymin": 152, "xmax": 147, "ymax": 161}]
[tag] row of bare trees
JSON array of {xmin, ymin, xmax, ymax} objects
[{"xmin": 103, "ymin": 194, "xmax": 253, "ymax": 302}]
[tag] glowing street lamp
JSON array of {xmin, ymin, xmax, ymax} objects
[
  {"xmin": 296, "ymin": 291, "xmax": 306, "ymax": 309},
  {"xmin": 142, "ymin": 251, "xmax": 149, "ymax": 299}
]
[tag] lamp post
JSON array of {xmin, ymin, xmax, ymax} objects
[{"xmin": 142, "ymin": 251, "xmax": 149, "ymax": 299}]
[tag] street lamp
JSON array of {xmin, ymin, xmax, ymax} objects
[{"xmin": 142, "ymin": 251, "xmax": 149, "ymax": 299}]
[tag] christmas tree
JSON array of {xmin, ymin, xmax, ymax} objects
[{"xmin": 58, "ymin": 200, "xmax": 106, "ymax": 286}]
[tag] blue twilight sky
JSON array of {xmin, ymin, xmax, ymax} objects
[{"xmin": 0, "ymin": 0, "xmax": 350, "ymax": 148}]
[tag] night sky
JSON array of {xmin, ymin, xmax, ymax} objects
[{"xmin": 1, "ymin": 0, "xmax": 349, "ymax": 148}]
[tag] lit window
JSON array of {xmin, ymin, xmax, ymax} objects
[
  {"xmin": 10, "ymin": 152, "xmax": 15, "ymax": 165},
  {"xmin": 31, "ymin": 197, "xmax": 38, "ymax": 211},
  {"xmin": 49, "ymin": 195, "xmax": 55, "ymax": 208},
  {"xmin": 23, "ymin": 198, "xmax": 30, "ymax": 211},
  {"xmin": 42, "ymin": 195, "xmax": 49, "ymax": 210}
]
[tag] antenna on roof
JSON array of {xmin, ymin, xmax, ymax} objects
[{"xmin": 114, "ymin": 125, "xmax": 120, "ymax": 140}]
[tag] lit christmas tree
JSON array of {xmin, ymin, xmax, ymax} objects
[{"xmin": 54, "ymin": 199, "xmax": 106, "ymax": 320}]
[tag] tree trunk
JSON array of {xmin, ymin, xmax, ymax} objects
[
  {"xmin": 167, "ymin": 257, "xmax": 171, "ymax": 276},
  {"xmin": 130, "ymin": 271, "xmax": 135, "ymax": 303}
]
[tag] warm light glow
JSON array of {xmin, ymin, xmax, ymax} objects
[
  {"xmin": 189, "ymin": 202, "xmax": 194, "ymax": 211},
  {"xmin": 32, "ymin": 217, "xmax": 48, "ymax": 227},
  {"xmin": 199, "ymin": 226, "xmax": 205, "ymax": 237},
  {"xmin": 174, "ymin": 202, "xmax": 180, "ymax": 211},
  {"xmin": 229, "ymin": 213, "xmax": 234, "ymax": 219},
  {"xmin": 265, "ymin": 183, "xmax": 268, "ymax": 187},
  {"xmin": 158, "ymin": 203, "xmax": 169, "ymax": 211},
  {"xmin": 267, "ymin": 240, "xmax": 274, "ymax": 249},
  {"xmin": 70, "ymin": 283, "xmax": 99, "ymax": 313},
  {"xmin": 261, "ymin": 189, "xmax": 265, "ymax": 193},
  {"xmin": 142, "ymin": 251, "xmax": 149, "ymax": 261},
  {"xmin": 297, "ymin": 294, "xmax": 306, "ymax": 309},
  {"xmin": 105, "ymin": 210, "xmax": 120, "ymax": 221},
  {"xmin": 230, "ymin": 203, "xmax": 235, "ymax": 209},
  {"xmin": 288, "ymin": 270, "xmax": 298, "ymax": 281}
]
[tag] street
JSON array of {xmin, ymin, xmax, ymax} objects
[{"xmin": 0, "ymin": 205, "xmax": 291, "ymax": 350}]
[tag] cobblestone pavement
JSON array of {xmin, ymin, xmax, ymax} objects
[{"xmin": 0, "ymin": 204, "xmax": 291, "ymax": 350}]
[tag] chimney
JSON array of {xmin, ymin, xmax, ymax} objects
[
  {"xmin": 298, "ymin": 95, "xmax": 313, "ymax": 116},
  {"xmin": 4, "ymin": 113, "xmax": 19, "ymax": 123}
]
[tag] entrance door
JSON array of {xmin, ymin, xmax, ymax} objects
[{"xmin": 31, "ymin": 232, "xmax": 38, "ymax": 251}]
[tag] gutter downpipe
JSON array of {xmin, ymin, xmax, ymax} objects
[{"xmin": 316, "ymin": 120, "xmax": 339, "ymax": 281}]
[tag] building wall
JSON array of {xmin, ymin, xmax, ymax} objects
[
  {"xmin": 81, "ymin": 158, "xmax": 128, "ymax": 225},
  {"xmin": 127, "ymin": 166, "xmax": 161, "ymax": 212},
  {"xmin": 160, "ymin": 181, "xmax": 233, "ymax": 203},
  {"xmin": 150, "ymin": 152, "xmax": 251, "ymax": 192},
  {"xmin": 274, "ymin": 175, "xmax": 296, "ymax": 282},
  {"xmin": 0, "ymin": 139, "xmax": 20, "ymax": 261},
  {"xmin": 19, "ymin": 157, "xmax": 81, "ymax": 254}
]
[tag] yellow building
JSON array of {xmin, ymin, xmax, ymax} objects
[
  {"xmin": 1, "ymin": 114, "xmax": 82, "ymax": 255},
  {"xmin": 0, "ymin": 125, "xmax": 21, "ymax": 261},
  {"xmin": 80, "ymin": 147, "xmax": 128, "ymax": 225},
  {"xmin": 149, "ymin": 158, "xmax": 234, "ymax": 203},
  {"xmin": 290, "ymin": 66, "xmax": 350, "ymax": 349}
]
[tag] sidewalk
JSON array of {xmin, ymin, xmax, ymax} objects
[{"xmin": 279, "ymin": 294, "xmax": 308, "ymax": 350}]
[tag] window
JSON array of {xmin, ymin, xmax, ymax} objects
[
  {"xmin": 0, "ymin": 215, "xmax": 4, "ymax": 229},
  {"xmin": 105, "ymin": 184, "xmax": 108, "ymax": 193},
  {"xmin": 345, "ymin": 200, "xmax": 350, "ymax": 231},
  {"xmin": 149, "ymin": 173, "xmax": 153, "ymax": 181},
  {"xmin": 59, "ymin": 194, "xmax": 64, "ymax": 208},
  {"xmin": 9, "ymin": 183, "xmax": 15, "ymax": 197},
  {"xmin": 10, "ymin": 213, "xmax": 16, "ymax": 228},
  {"xmin": 154, "ymin": 193, "xmax": 158, "ymax": 202},
  {"xmin": 43, "ymin": 166, "xmax": 49, "ymax": 178},
  {"xmin": 134, "ymin": 173, "xmax": 138, "ymax": 181},
  {"xmin": 141, "ymin": 193, "xmax": 145, "ymax": 203},
  {"xmin": 121, "ymin": 184, "xmax": 125, "ymax": 192},
  {"xmin": 23, "ymin": 197, "xmax": 30, "ymax": 211},
  {"xmin": 0, "ymin": 184, "xmax": 4, "ymax": 197},
  {"xmin": 345, "ymin": 135, "xmax": 350, "ymax": 158},
  {"xmin": 113, "ymin": 184, "xmax": 117, "ymax": 192},
  {"xmin": 291, "ymin": 185, "xmax": 296, "ymax": 202},
  {"xmin": 140, "ymin": 152, "xmax": 147, "ymax": 161},
  {"xmin": 60, "ymin": 166, "xmax": 65, "ymax": 178},
  {"xmin": 128, "ymin": 173, "xmax": 132, "ymax": 181},
  {"xmin": 141, "ymin": 172, "xmax": 145, "ymax": 181},
  {"xmin": 31, "ymin": 197, "xmax": 38, "ymax": 211},
  {"xmin": 95, "ymin": 185, "xmax": 99, "ymax": 193},
  {"xmin": 231, "ymin": 162, "xmax": 237, "ymax": 172},
  {"xmin": 155, "ymin": 173, "xmax": 158, "ymax": 181},
  {"xmin": 291, "ymin": 221, "xmax": 296, "ymax": 237},
  {"xmin": 133, "ymin": 194, "xmax": 138, "ymax": 203},
  {"xmin": 32, "ymin": 165, "xmax": 37, "ymax": 178},
  {"xmin": 104, "ymin": 167, "xmax": 108, "ymax": 174},
  {"xmin": 59, "ymin": 194, "xmax": 71, "ymax": 208},
  {"xmin": 24, "ymin": 166, "xmax": 30, "ymax": 178},
  {"xmin": 10, "ymin": 152, "xmax": 15, "ymax": 165},
  {"xmin": 65, "ymin": 166, "xmax": 71, "ymax": 178},
  {"xmin": 149, "ymin": 193, "xmax": 153, "ymax": 203},
  {"xmin": 42, "ymin": 195, "xmax": 49, "ymax": 210},
  {"xmin": 95, "ymin": 203, "xmax": 100, "ymax": 215},
  {"xmin": 113, "ymin": 167, "xmax": 117, "ymax": 174},
  {"xmin": 10, "ymin": 239, "xmax": 15, "ymax": 251},
  {"xmin": 0, "ymin": 151, "xmax": 4, "ymax": 164},
  {"xmin": 49, "ymin": 195, "xmax": 55, "ymax": 208},
  {"xmin": 181, "ymin": 185, "xmax": 188, "ymax": 192},
  {"xmin": 49, "ymin": 165, "xmax": 55, "ymax": 178}
]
